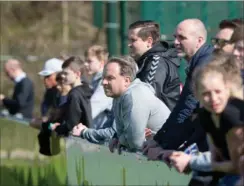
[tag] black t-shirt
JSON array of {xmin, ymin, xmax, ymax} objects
[{"xmin": 199, "ymin": 98, "xmax": 244, "ymax": 160}]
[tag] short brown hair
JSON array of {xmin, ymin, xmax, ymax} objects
[
  {"xmin": 219, "ymin": 18, "xmax": 244, "ymax": 29},
  {"xmin": 230, "ymin": 25, "xmax": 244, "ymax": 43},
  {"xmin": 107, "ymin": 56, "xmax": 138, "ymax": 81},
  {"xmin": 129, "ymin": 20, "xmax": 160, "ymax": 44},
  {"xmin": 85, "ymin": 45, "xmax": 109, "ymax": 62},
  {"xmin": 62, "ymin": 56, "xmax": 85, "ymax": 74}
]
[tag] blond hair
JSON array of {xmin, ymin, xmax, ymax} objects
[
  {"xmin": 193, "ymin": 54, "xmax": 242, "ymax": 97},
  {"xmin": 85, "ymin": 45, "xmax": 109, "ymax": 62}
]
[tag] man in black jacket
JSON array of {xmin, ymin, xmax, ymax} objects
[
  {"xmin": 0, "ymin": 59, "xmax": 34, "ymax": 118},
  {"xmin": 128, "ymin": 20, "xmax": 181, "ymax": 111}
]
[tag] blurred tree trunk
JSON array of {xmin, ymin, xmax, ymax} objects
[{"xmin": 62, "ymin": 1, "xmax": 69, "ymax": 54}]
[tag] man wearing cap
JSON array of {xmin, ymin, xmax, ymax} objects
[
  {"xmin": 0, "ymin": 59, "xmax": 34, "ymax": 119},
  {"xmin": 38, "ymin": 58, "xmax": 63, "ymax": 121}
]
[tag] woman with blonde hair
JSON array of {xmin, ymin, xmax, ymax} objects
[
  {"xmin": 164, "ymin": 55, "xmax": 244, "ymax": 186},
  {"xmin": 191, "ymin": 56, "xmax": 244, "ymax": 186}
]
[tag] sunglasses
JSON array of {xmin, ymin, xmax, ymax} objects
[{"xmin": 211, "ymin": 38, "xmax": 232, "ymax": 48}]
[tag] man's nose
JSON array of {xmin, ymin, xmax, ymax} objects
[
  {"xmin": 102, "ymin": 79, "xmax": 108, "ymax": 85},
  {"xmin": 210, "ymin": 92, "xmax": 218, "ymax": 103},
  {"xmin": 174, "ymin": 38, "xmax": 180, "ymax": 46}
]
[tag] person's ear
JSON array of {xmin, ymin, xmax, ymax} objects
[
  {"xmin": 124, "ymin": 76, "xmax": 131, "ymax": 87},
  {"xmin": 76, "ymin": 71, "xmax": 81, "ymax": 78},
  {"xmin": 147, "ymin": 36, "xmax": 153, "ymax": 48},
  {"xmin": 196, "ymin": 36, "xmax": 204, "ymax": 48}
]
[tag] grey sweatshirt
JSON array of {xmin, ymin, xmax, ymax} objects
[{"xmin": 113, "ymin": 79, "xmax": 171, "ymax": 151}]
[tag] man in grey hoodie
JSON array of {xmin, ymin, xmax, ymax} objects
[{"xmin": 102, "ymin": 56, "xmax": 171, "ymax": 152}]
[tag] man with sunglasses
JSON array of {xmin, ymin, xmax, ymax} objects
[{"xmin": 212, "ymin": 19, "xmax": 243, "ymax": 54}]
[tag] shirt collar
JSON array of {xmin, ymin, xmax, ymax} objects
[{"xmin": 14, "ymin": 72, "xmax": 26, "ymax": 83}]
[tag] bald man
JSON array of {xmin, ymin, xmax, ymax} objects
[
  {"xmin": 144, "ymin": 18, "xmax": 213, "ymax": 154},
  {"xmin": 0, "ymin": 59, "xmax": 34, "ymax": 118}
]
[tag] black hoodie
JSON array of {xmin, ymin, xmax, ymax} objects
[
  {"xmin": 55, "ymin": 82, "xmax": 93, "ymax": 136},
  {"xmin": 136, "ymin": 41, "xmax": 181, "ymax": 111}
]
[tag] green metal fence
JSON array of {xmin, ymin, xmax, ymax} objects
[
  {"xmin": 93, "ymin": 1, "xmax": 243, "ymax": 83},
  {"xmin": 0, "ymin": 117, "xmax": 191, "ymax": 186},
  {"xmin": 137, "ymin": 1, "xmax": 243, "ymax": 41}
]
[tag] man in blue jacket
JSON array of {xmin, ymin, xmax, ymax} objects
[{"xmin": 144, "ymin": 19, "xmax": 213, "ymax": 156}]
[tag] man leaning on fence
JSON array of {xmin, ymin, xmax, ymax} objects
[{"xmin": 103, "ymin": 56, "xmax": 171, "ymax": 153}]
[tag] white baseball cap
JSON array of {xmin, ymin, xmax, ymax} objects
[{"xmin": 38, "ymin": 58, "xmax": 63, "ymax": 76}]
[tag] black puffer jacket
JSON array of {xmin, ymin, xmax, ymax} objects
[{"xmin": 136, "ymin": 41, "xmax": 181, "ymax": 111}]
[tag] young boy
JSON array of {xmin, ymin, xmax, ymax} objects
[{"xmin": 50, "ymin": 56, "xmax": 93, "ymax": 136}]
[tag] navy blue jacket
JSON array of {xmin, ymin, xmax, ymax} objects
[
  {"xmin": 2, "ymin": 77, "xmax": 34, "ymax": 118},
  {"xmin": 154, "ymin": 44, "xmax": 214, "ymax": 150},
  {"xmin": 41, "ymin": 87, "xmax": 61, "ymax": 117}
]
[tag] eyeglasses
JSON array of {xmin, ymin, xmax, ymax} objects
[{"xmin": 211, "ymin": 38, "xmax": 232, "ymax": 48}]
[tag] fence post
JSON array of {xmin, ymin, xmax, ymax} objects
[
  {"xmin": 92, "ymin": 1, "xmax": 103, "ymax": 29},
  {"xmin": 120, "ymin": 1, "xmax": 128, "ymax": 55},
  {"xmin": 106, "ymin": 1, "xmax": 119, "ymax": 56}
]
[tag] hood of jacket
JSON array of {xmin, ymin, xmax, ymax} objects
[
  {"xmin": 72, "ymin": 82, "xmax": 93, "ymax": 100},
  {"xmin": 124, "ymin": 78, "xmax": 155, "ymax": 96},
  {"xmin": 137, "ymin": 41, "xmax": 180, "ymax": 68}
]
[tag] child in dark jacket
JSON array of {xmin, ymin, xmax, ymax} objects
[{"xmin": 50, "ymin": 56, "xmax": 93, "ymax": 136}]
